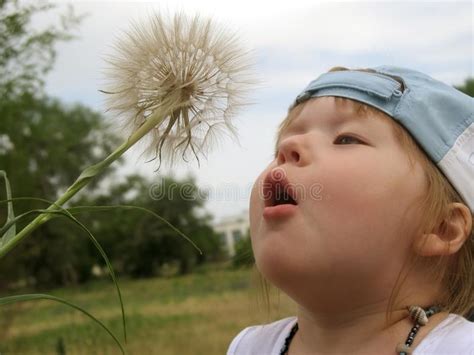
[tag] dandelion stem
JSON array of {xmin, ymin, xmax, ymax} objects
[{"xmin": 0, "ymin": 108, "xmax": 168, "ymax": 260}]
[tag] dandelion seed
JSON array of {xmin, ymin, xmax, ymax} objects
[{"xmin": 101, "ymin": 11, "xmax": 256, "ymax": 169}]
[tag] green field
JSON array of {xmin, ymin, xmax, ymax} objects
[{"xmin": 0, "ymin": 265, "xmax": 296, "ymax": 354}]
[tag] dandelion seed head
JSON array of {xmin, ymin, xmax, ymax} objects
[{"xmin": 102, "ymin": 11, "xmax": 256, "ymax": 169}]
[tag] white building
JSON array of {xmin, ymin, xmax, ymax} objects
[{"xmin": 213, "ymin": 210, "xmax": 250, "ymax": 256}]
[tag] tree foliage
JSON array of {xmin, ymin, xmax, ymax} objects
[
  {"xmin": 77, "ymin": 174, "xmax": 224, "ymax": 279},
  {"xmin": 0, "ymin": 0, "xmax": 92, "ymax": 289},
  {"xmin": 0, "ymin": 0, "xmax": 82, "ymax": 99},
  {"xmin": 0, "ymin": 94, "xmax": 122, "ymax": 288},
  {"xmin": 455, "ymin": 77, "xmax": 474, "ymax": 97}
]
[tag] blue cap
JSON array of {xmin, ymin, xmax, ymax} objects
[{"xmin": 293, "ymin": 66, "xmax": 474, "ymax": 212}]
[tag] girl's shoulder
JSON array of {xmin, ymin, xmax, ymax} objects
[
  {"xmin": 227, "ymin": 316, "xmax": 297, "ymax": 355},
  {"xmin": 414, "ymin": 313, "xmax": 474, "ymax": 354}
]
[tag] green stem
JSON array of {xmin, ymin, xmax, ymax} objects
[{"xmin": 0, "ymin": 109, "xmax": 167, "ymax": 260}]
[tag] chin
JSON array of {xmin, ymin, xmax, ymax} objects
[{"xmin": 254, "ymin": 244, "xmax": 304, "ymax": 291}]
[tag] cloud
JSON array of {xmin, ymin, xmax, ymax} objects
[{"xmin": 239, "ymin": 2, "xmax": 471, "ymax": 51}]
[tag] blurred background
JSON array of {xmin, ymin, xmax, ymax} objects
[{"xmin": 0, "ymin": 0, "xmax": 472, "ymax": 354}]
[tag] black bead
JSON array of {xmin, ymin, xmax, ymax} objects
[{"xmin": 398, "ymin": 305, "xmax": 442, "ymax": 355}]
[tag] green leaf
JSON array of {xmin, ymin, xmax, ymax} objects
[
  {"xmin": 0, "ymin": 209, "xmax": 60, "ymax": 237},
  {"xmin": 0, "ymin": 293, "xmax": 127, "ymax": 355},
  {"xmin": 0, "ymin": 170, "xmax": 16, "ymax": 247},
  {"xmin": 0, "ymin": 198, "xmax": 127, "ymax": 343},
  {"xmin": 67, "ymin": 205, "xmax": 202, "ymax": 254},
  {"xmin": 1, "ymin": 197, "xmax": 202, "ymax": 254}
]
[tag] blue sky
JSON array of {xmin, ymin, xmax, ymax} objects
[{"xmin": 42, "ymin": 0, "xmax": 473, "ymax": 221}]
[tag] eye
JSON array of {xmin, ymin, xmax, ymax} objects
[{"xmin": 334, "ymin": 134, "xmax": 364, "ymax": 145}]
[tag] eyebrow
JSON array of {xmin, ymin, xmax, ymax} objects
[{"xmin": 281, "ymin": 113, "xmax": 368, "ymax": 138}]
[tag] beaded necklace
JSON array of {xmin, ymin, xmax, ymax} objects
[{"xmin": 279, "ymin": 305, "xmax": 441, "ymax": 355}]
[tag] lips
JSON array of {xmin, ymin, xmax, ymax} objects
[
  {"xmin": 263, "ymin": 168, "xmax": 298, "ymax": 207},
  {"xmin": 262, "ymin": 168, "xmax": 299, "ymax": 219}
]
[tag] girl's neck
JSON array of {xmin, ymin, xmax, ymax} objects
[{"xmin": 288, "ymin": 307, "xmax": 449, "ymax": 355}]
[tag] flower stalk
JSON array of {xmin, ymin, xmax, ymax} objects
[{"xmin": 0, "ymin": 106, "xmax": 169, "ymax": 259}]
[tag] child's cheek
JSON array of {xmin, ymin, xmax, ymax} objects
[
  {"xmin": 309, "ymin": 154, "xmax": 401, "ymax": 211},
  {"xmin": 303, "ymin": 156, "xmax": 422, "ymax": 258},
  {"xmin": 248, "ymin": 169, "xmax": 269, "ymax": 235}
]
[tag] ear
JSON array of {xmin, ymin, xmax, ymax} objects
[{"xmin": 414, "ymin": 203, "xmax": 473, "ymax": 257}]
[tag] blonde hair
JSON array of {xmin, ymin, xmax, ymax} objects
[{"xmin": 258, "ymin": 66, "xmax": 473, "ymax": 322}]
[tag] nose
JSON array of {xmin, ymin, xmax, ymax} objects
[{"xmin": 276, "ymin": 136, "xmax": 307, "ymax": 166}]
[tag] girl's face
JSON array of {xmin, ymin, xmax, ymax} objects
[{"xmin": 249, "ymin": 96, "xmax": 428, "ymax": 310}]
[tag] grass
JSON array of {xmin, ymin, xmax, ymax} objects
[{"xmin": 0, "ymin": 265, "xmax": 297, "ymax": 354}]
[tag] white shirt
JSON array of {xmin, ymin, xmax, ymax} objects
[{"xmin": 227, "ymin": 314, "xmax": 474, "ymax": 354}]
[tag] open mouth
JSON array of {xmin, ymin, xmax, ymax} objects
[
  {"xmin": 263, "ymin": 169, "xmax": 298, "ymax": 208},
  {"xmin": 272, "ymin": 184, "xmax": 297, "ymax": 206}
]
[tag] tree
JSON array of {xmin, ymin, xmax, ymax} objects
[
  {"xmin": 0, "ymin": 0, "xmax": 122, "ymax": 289},
  {"xmin": 0, "ymin": 95, "xmax": 122, "ymax": 288},
  {"xmin": 78, "ymin": 174, "xmax": 224, "ymax": 279},
  {"xmin": 0, "ymin": 0, "xmax": 82, "ymax": 99},
  {"xmin": 455, "ymin": 78, "xmax": 474, "ymax": 97}
]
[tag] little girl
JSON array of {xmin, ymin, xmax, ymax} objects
[{"xmin": 227, "ymin": 66, "xmax": 473, "ymax": 354}]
